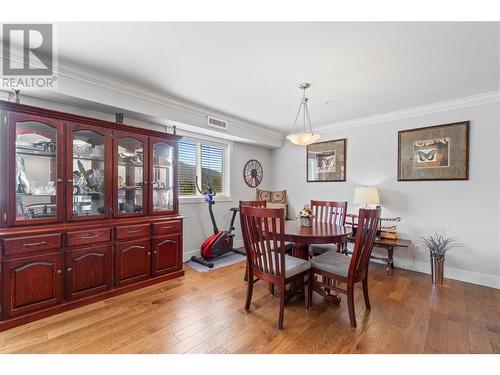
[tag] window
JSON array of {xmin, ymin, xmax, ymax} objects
[{"xmin": 178, "ymin": 136, "xmax": 230, "ymax": 199}]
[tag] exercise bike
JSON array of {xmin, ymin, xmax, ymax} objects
[{"xmin": 190, "ymin": 176, "xmax": 246, "ymax": 268}]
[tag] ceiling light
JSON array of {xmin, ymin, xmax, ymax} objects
[{"xmin": 286, "ymin": 83, "xmax": 321, "ymax": 146}]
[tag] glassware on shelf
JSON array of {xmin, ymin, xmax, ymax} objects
[
  {"xmin": 116, "ymin": 137, "xmax": 144, "ymax": 215},
  {"xmin": 15, "ymin": 121, "xmax": 58, "ymax": 221},
  {"xmin": 152, "ymin": 142, "xmax": 174, "ymax": 212},
  {"xmin": 71, "ymin": 129, "xmax": 106, "ymax": 218}
]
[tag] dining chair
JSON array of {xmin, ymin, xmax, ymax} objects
[
  {"xmin": 240, "ymin": 200, "xmax": 294, "ymax": 287},
  {"xmin": 307, "ymin": 207, "xmax": 381, "ymax": 327},
  {"xmin": 308, "ymin": 200, "xmax": 348, "ymax": 257},
  {"xmin": 239, "ymin": 200, "xmax": 267, "ymax": 208},
  {"xmin": 240, "ymin": 205, "xmax": 310, "ymax": 329},
  {"xmin": 239, "ymin": 200, "xmax": 267, "ymax": 283}
]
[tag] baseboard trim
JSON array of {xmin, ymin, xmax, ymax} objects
[
  {"xmin": 395, "ymin": 258, "xmax": 500, "ymax": 289},
  {"xmin": 185, "ymin": 242, "xmax": 499, "ymax": 289},
  {"xmin": 183, "ymin": 240, "xmax": 244, "ymax": 262}
]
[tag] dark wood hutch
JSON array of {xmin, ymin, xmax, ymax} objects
[{"xmin": 0, "ymin": 100, "xmax": 184, "ymax": 331}]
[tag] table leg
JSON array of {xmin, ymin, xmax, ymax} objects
[
  {"xmin": 288, "ymin": 243, "xmax": 308, "ymax": 296},
  {"xmin": 386, "ymin": 246, "xmax": 394, "ymax": 274}
]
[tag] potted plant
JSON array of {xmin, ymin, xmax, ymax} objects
[
  {"xmin": 420, "ymin": 232, "xmax": 460, "ymax": 285},
  {"xmin": 297, "ymin": 205, "xmax": 314, "ymax": 227}
]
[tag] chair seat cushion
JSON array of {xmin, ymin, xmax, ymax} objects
[
  {"xmin": 259, "ymin": 253, "xmax": 310, "ymax": 278},
  {"xmin": 310, "ymin": 251, "xmax": 351, "ymax": 277},
  {"xmin": 284, "ymin": 255, "xmax": 311, "ymax": 278},
  {"xmin": 309, "ymin": 243, "xmax": 336, "ymax": 255}
]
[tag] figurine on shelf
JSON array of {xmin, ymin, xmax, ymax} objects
[
  {"xmin": 75, "ymin": 161, "xmax": 104, "ymax": 194},
  {"xmin": 77, "ymin": 160, "xmax": 93, "ymax": 188},
  {"xmin": 118, "ymin": 151, "xmax": 143, "ymax": 165},
  {"xmin": 33, "ymin": 140, "xmax": 56, "ymax": 153},
  {"xmin": 15, "ymin": 156, "xmax": 30, "ymax": 194}
]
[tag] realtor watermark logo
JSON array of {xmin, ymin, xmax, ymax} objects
[{"xmin": 1, "ymin": 23, "xmax": 58, "ymax": 90}]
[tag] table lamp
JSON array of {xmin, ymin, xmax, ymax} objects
[{"xmin": 353, "ymin": 186, "xmax": 380, "ymax": 209}]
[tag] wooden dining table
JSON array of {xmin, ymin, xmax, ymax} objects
[{"xmin": 268, "ymin": 220, "xmax": 352, "ymax": 259}]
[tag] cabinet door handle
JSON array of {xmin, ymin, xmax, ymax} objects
[
  {"xmin": 127, "ymin": 230, "xmax": 140, "ymax": 234},
  {"xmin": 67, "ymin": 267, "xmax": 73, "ymax": 272},
  {"xmin": 57, "ymin": 178, "xmax": 63, "ymax": 183},
  {"xmin": 153, "ymin": 251, "xmax": 158, "ymax": 254},
  {"xmin": 67, "ymin": 179, "xmax": 73, "ymax": 184},
  {"xmin": 56, "ymin": 269, "xmax": 62, "ymax": 274},
  {"xmin": 22, "ymin": 241, "xmax": 47, "ymax": 247},
  {"xmin": 147, "ymin": 252, "xmax": 151, "ymax": 256},
  {"xmin": 81, "ymin": 234, "xmax": 99, "ymax": 239}
]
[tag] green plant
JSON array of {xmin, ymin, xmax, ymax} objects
[{"xmin": 420, "ymin": 232, "xmax": 460, "ymax": 261}]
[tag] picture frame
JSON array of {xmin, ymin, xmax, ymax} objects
[
  {"xmin": 398, "ymin": 121, "xmax": 469, "ymax": 181},
  {"xmin": 306, "ymin": 138, "xmax": 346, "ymax": 182}
]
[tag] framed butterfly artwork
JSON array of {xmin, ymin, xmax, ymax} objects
[
  {"xmin": 398, "ymin": 121, "xmax": 469, "ymax": 181},
  {"xmin": 307, "ymin": 138, "xmax": 346, "ymax": 182}
]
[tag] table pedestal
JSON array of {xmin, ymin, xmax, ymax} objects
[
  {"xmin": 292, "ymin": 243, "xmax": 309, "ymax": 260},
  {"xmin": 292, "ymin": 243, "xmax": 342, "ymax": 304}
]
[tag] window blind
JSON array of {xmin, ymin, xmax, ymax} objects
[
  {"xmin": 178, "ymin": 138, "xmax": 197, "ymax": 195},
  {"xmin": 201, "ymin": 143, "xmax": 224, "ymax": 194},
  {"xmin": 178, "ymin": 137, "xmax": 225, "ymax": 196}
]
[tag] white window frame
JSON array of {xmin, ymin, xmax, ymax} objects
[{"xmin": 177, "ymin": 131, "xmax": 233, "ymax": 204}]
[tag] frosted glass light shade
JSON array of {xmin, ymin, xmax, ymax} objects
[
  {"xmin": 353, "ymin": 186, "xmax": 380, "ymax": 205},
  {"xmin": 286, "ymin": 132, "xmax": 321, "ymax": 146}
]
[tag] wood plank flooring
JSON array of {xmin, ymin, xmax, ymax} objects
[{"xmin": 0, "ymin": 260, "xmax": 499, "ymax": 354}]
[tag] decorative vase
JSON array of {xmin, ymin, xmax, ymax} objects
[
  {"xmin": 430, "ymin": 254, "xmax": 445, "ymax": 285},
  {"xmin": 300, "ymin": 217, "xmax": 311, "ymax": 227}
]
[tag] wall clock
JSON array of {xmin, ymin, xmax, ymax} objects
[{"xmin": 243, "ymin": 159, "xmax": 263, "ymax": 188}]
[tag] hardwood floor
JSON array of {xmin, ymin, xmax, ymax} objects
[{"xmin": 0, "ymin": 260, "xmax": 499, "ymax": 354}]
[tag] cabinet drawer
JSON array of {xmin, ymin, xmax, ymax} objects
[
  {"xmin": 116, "ymin": 224, "xmax": 151, "ymax": 240},
  {"xmin": 3, "ymin": 233, "xmax": 62, "ymax": 257},
  {"xmin": 67, "ymin": 228, "xmax": 111, "ymax": 247},
  {"xmin": 153, "ymin": 220, "xmax": 182, "ymax": 236}
]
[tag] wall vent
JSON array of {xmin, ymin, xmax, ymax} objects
[{"xmin": 207, "ymin": 116, "xmax": 228, "ymax": 130}]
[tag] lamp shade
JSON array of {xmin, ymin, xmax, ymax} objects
[
  {"xmin": 286, "ymin": 132, "xmax": 321, "ymax": 146},
  {"xmin": 353, "ymin": 186, "xmax": 380, "ymax": 205}
]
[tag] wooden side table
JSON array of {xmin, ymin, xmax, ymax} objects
[{"xmin": 345, "ymin": 236, "xmax": 411, "ymax": 274}]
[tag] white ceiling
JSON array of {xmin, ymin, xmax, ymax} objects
[{"xmin": 50, "ymin": 22, "xmax": 500, "ymax": 132}]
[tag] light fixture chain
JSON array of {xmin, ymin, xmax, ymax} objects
[
  {"xmin": 290, "ymin": 101, "xmax": 303, "ymax": 135},
  {"xmin": 305, "ymin": 102, "xmax": 313, "ymax": 134},
  {"xmin": 303, "ymin": 101, "xmax": 307, "ymax": 133}
]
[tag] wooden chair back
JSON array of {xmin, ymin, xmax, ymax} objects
[
  {"xmin": 239, "ymin": 200, "xmax": 267, "ymax": 208},
  {"xmin": 310, "ymin": 200, "xmax": 347, "ymax": 226},
  {"xmin": 239, "ymin": 206, "xmax": 286, "ymax": 278},
  {"xmin": 349, "ymin": 207, "xmax": 381, "ymax": 277}
]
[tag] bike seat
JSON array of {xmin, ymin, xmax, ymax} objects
[{"xmin": 229, "ymin": 207, "xmax": 239, "ymax": 212}]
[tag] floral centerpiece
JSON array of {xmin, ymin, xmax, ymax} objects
[{"xmin": 297, "ymin": 205, "xmax": 314, "ymax": 227}]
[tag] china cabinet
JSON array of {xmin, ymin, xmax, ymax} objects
[{"xmin": 0, "ymin": 100, "xmax": 184, "ymax": 331}]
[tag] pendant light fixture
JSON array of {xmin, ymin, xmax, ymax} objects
[{"xmin": 286, "ymin": 82, "xmax": 321, "ymax": 145}]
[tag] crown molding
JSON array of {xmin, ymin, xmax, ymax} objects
[
  {"xmin": 2, "ymin": 50, "xmax": 284, "ymax": 143},
  {"xmin": 59, "ymin": 63, "xmax": 284, "ymax": 142},
  {"xmin": 316, "ymin": 90, "xmax": 500, "ymax": 133}
]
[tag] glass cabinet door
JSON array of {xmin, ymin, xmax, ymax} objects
[
  {"xmin": 9, "ymin": 114, "xmax": 63, "ymax": 225},
  {"xmin": 114, "ymin": 133, "xmax": 147, "ymax": 217},
  {"xmin": 68, "ymin": 123, "xmax": 111, "ymax": 220},
  {"xmin": 150, "ymin": 138, "xmax": 176, "ymax": 214}
]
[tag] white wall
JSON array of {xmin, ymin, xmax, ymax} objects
[{"xmin": 270, "ymin": 100, "xmax": 500, "ymax": 288}]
